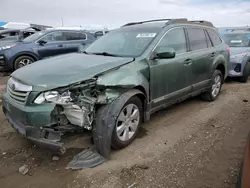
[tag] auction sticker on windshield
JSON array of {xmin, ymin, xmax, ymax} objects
[{"xmin": 136, "ymin": 33, "xmax": 157, "ymax": 38}]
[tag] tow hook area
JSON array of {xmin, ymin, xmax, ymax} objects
[{"xmin": 26, "ymin": 127, "xmax": 66, "ymax": 154}]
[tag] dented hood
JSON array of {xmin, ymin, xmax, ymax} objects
[{"xmin": 11, "ymin": 53, "xmax": 134, "ymax": 91}]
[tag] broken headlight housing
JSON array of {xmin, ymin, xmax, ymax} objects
[{"xmin": 34, "ymin": 91, "xmax": 73, "ymax": 104}]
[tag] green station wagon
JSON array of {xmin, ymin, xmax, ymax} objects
[{"xmin": 2, "ymin": 19, "xmax": 229, "ymax": 158}]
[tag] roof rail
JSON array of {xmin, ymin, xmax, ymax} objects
[
  {"xmin": 189, "ymin": 20, "xmax": 214, "ymax": 27},
  {"xmin": 225, "ymin": 28, "xmax": 250, "ymax": 32},
  {"xmin": 122, "ymin": 19, "xmax": 215, "ymax": 28},
  {"xmin": 122, "ymin": 18, "xmax": 188, "ymax": 27}
]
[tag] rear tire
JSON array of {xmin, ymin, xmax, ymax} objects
[
  {"xmin": 14, "ymin": 55, "xmax": 35, "ymax": 70},
  {"xmin": 201, "ymin": 70, "xmax": 223, "ymax": 102}
]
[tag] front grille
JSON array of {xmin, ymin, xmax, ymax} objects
[
  {"xmin": 7, "ymin": 77, "xmax": 32, "ymax": 104},
  {"xmin": 7, "ymin": 85, "xmax": 29, "ymax": 104}
]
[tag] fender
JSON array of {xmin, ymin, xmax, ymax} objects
[
  {"xmin": 212, "ymin": 54, "xmax": 227, "ymax": 79},
  {"xmin": 96, "ymin": 60, "xmax": 150, "ymax": 102},
  {"xmin": 93, "ymin": 89, "xmax": 144, "ymax": 159},
  {"xmin": 13, "ymin": 51, "xmax": 39, "ymax": 61}
]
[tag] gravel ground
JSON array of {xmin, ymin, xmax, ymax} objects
[{"xmin": 0, "ymin": 76, "xmax": 249, "ymax": 188}]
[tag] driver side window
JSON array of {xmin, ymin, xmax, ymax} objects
[
  {"xmin": 40, "ymin": 32, "xmax": 66, "ymax": 42},
  {"xmin": 157, "ymin": 28, "xmax": 187, "ymax": 54}
]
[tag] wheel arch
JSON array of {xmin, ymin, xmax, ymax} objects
[
  {"xmin": 93, "ymin": 88, "xmax": 146, "ymax": 159},
  {"xmin": 13, "ymin": 52, "xmax": 38, "ymax": 70},
  {"xmin": 216, "ymin": 63, "xmax": 225, "ymax": 80},
  {"xmin": 212, "ymin": 54, "xmax": 228, "ymax": 81}
]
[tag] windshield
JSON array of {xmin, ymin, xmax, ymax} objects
[
  {"xmin": 22, "ymin": 30, "xmax": 47, "ymax": 42},
  {"xmin": 222, "ymin": 33, "xmax": 250, "ymax": 47},
  {"xmin": 85, "ymin": 27, "xmax": 160, "ymax": 57}
]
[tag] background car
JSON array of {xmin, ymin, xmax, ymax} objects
[
  {"xmin": 0, "ymin": 28, "xmax": 38, "ymax": 45},
  {"xmin": 220, "ymin": 28, "xmax": 250, "ymax": 82},
  {"xmin": 0, "ymin": 29, "xmax": 96, "ymax": 70},
  {"xmin": 93, "ymin": 30, "xmax": 109, "ymax": 38}
]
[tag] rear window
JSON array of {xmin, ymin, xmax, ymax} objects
[
  {"xmin": 187, "ymin": 28, "xmax": 207, "ymax": 51},
  {"xmin": 222, "ymin": 33, "xmax": 250, "ymax": 47},
  {"xmin": 207, "ymin": 29, "xmax": 222, "ymax": 46}
]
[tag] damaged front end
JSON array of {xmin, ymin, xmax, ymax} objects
[
  {"xmin": 28, "ymin": 78, "xmax": 122, "ymax": 154},
  {"xmin": 35, "ymin": 79, "xmax": 99, "ymax": 129}
]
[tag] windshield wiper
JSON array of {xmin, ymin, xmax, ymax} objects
[{"xmin": 91, "ymin": 52, "xmax": 120, "ymax": 57}]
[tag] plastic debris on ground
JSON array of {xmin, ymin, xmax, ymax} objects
[{"xmin": 66, "ymin": 149, "xmax": 105, "ymax": 169}]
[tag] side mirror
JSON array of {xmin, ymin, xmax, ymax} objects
[
  {"xmin": 38, "ymin": 40, "xmax": 47, "ymax": 45},
  {"xmin": 154, "ymin": 47, "xmax": 176, "ymax": 59}
]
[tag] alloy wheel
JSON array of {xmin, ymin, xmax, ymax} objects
[
  {"xmin": 116, "ymin": 104, "xmax": 140, "ymax": 142},
  {"xmin": 212, "ymin": 75, "xmax": 221, "ymax": 98}
]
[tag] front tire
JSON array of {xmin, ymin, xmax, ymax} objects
[
  {"xmin": 201, "ymin": 70, "xmax": 223, "ymax": 102},
  {"xmin": 14, "ymin": 55, "xmax": 35, "ymax": 70},
  {"xmin": 111, "ymin": 96, "xmax": 142, "ymax": 149}
]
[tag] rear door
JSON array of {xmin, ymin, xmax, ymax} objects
[
  {"xmin": 37, "ymin": 31, "xmax": 67, "ymax": 58},
  {"xmin": 186, "ymin": 27, "xmax": 212, "ymax": 91},
  {"xmin": 150, "ymin": 27, "xmax": 193, "ymax": 108},
  {"xmin": 63, "ymin": 31, "xmax": 87, "ymax": 53}
]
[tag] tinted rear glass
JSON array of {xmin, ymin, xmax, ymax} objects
[
  {"xmin": 187, "ymin": 28, "xmax": 207, "ymax": 51},
  {"xmin": 207, "ymin": 29, "xmax": 222, "ymax": 46}
]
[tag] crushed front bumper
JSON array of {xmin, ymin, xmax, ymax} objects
[{"xmin": 2, "ymin": 93, "xmax": 66, "ymax": 154}]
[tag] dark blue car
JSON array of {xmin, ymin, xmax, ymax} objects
[{"xmin": 0, "ymin": 29, "xmax": 96, "ymax": 70}]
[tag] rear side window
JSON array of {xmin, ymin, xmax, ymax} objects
[
  {"xmin": 157, "ymin": 27, "xmax": 187, "ymax": 54},
  {"xmin": 207, "ymin": 29, "xmax": 222, "ymax": 46},
  {"xmin": 187, "ymin": 28, "xmax": 207, "ymax": 51},
  {"xmin": 63, "ymin": 32, "xmax": 86, "ymax": 40}
]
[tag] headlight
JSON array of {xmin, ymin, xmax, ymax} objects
[
  {"xmin": 231, "ymin": 52, "xmax": 248, "ymax": 60},
  {"xmin": 0, "ymin": 44, "xmax": 16, "ymax": 50},
  {"xmin": 34, "ymin": 91, "xmax": 73, "ymax": 104}
]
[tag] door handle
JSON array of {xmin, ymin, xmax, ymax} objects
[
  {"xmin": 58, "ymin": 44, "xmax": 63, "ymax": 47},
  {"xmin": 184, "ymin": 59, "xmax": 192, "ymax": 66}
]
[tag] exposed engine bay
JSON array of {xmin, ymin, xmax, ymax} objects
[{"xmin": 45, "ymin": 79, "xmax": 122, "ymax": 131}]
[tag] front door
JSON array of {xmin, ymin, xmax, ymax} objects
[
  {"xmin": 37, "ymin": 31, "xmax": 67, "ymax": 59},
  {"xmin": 150, "ymin": 27, "xmax": 193, "ymax": 108}
]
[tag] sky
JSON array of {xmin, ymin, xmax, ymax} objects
[{"xmin": 1, "ymin": 0, "xmax": 250, "ymax": 29}]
